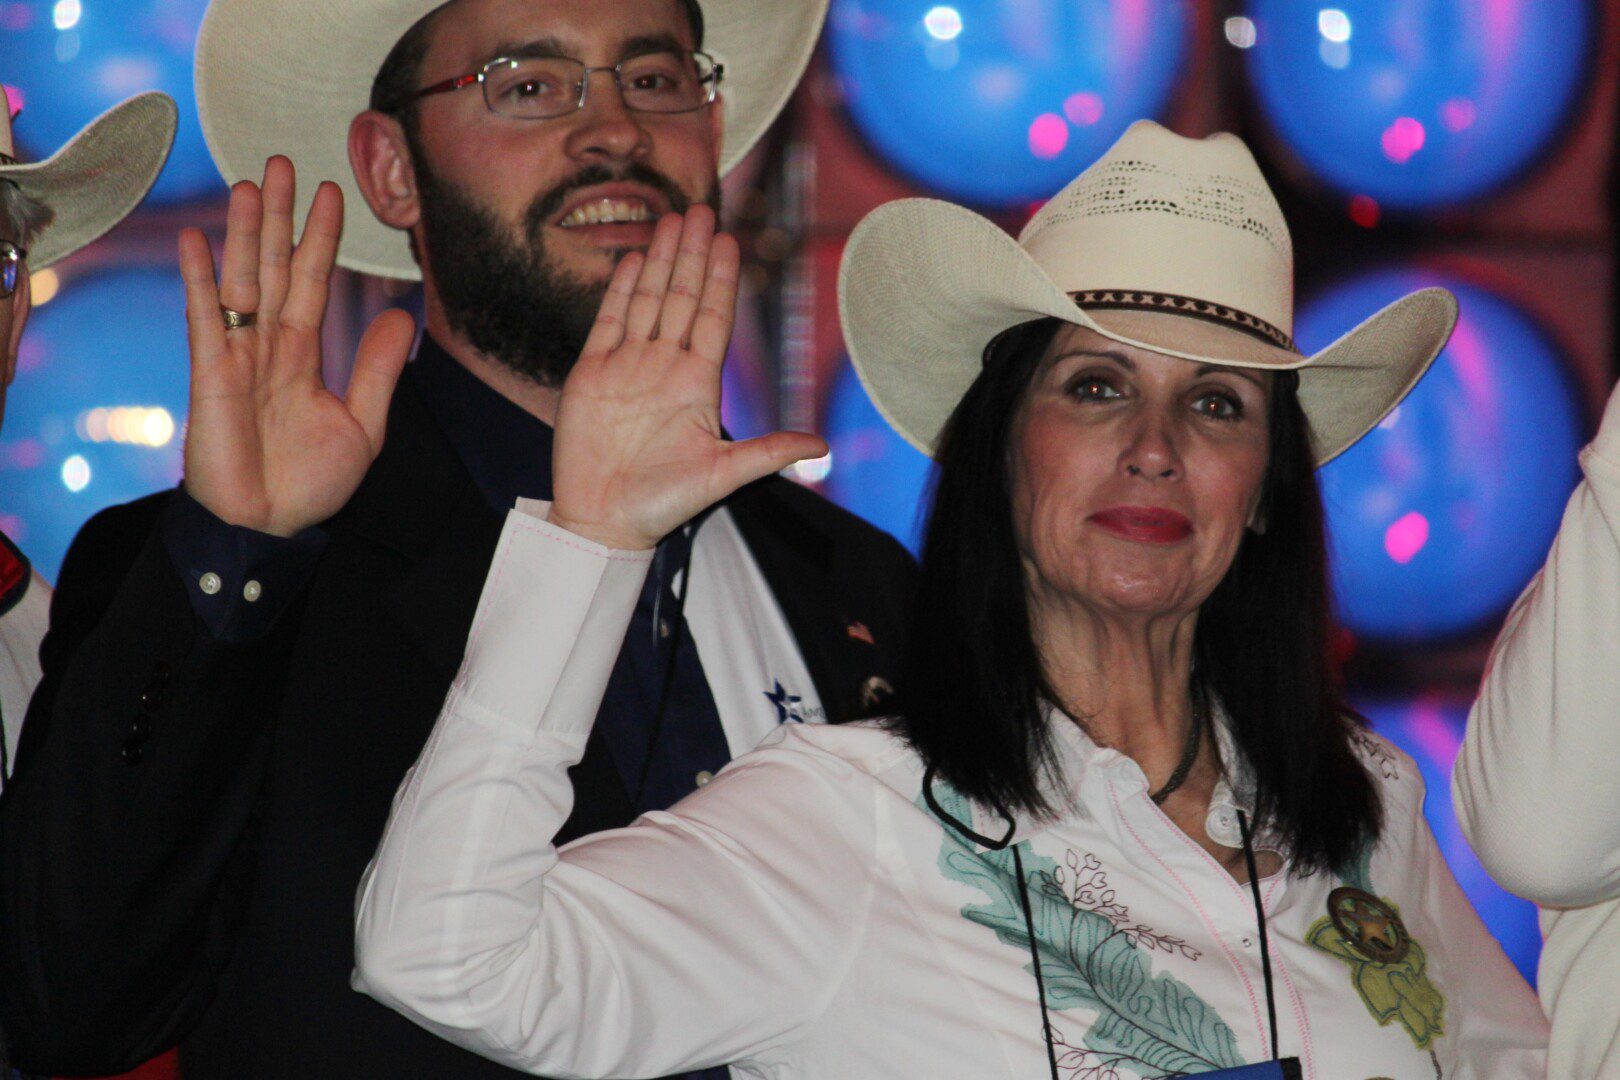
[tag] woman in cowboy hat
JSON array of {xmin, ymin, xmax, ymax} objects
[
  {"xmin": 0, "ymin": 90, "xmax": 175, "ymax": 788},
  {"xmin": 354, "ymin": 122, "xmax": 1547, "ymax": 1078}
]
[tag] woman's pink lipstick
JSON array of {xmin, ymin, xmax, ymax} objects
[{"xmin": 1090, "ymin": 506, "xmax": 1193, "ymax": 544}]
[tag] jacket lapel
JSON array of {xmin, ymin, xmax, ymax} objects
[
  {"xmin": 331, "ymin": 376, "xmax": 504, "ymax": 685},
  {"xmin": 725, "ymin": 477, "xmax": 876, "ymax": 724},
  {"xmin": 333, "ymin": 375, "xmax": 634, "ymax": 831}
]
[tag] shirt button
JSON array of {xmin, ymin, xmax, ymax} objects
[
  {"xmin": 695, "ymin": 770, "xmax": 714, "ymax": 787},
  {"xmin": 199, "ymin": 572, "xmax": 223, "ymax": 595},
  {"xmin": 1241, "ymin": 936, "xmax": 1255, "ymax": 949},
  {"xmin": 658, "ymin": 619, "xmax": 672, "ymax": 640},
  {"xmin": 243, "ymin": 579, "xmax": 263, "ymax": 602},
  {"xmin": 121, "ymin": 741, "xmax": 145, "ymax": 765}
]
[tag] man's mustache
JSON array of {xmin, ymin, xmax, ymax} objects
[{"xmin": 525, "ymin": 164, "xmax": 694, "ymax": 238}]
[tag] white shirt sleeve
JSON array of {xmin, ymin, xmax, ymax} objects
[
  {"xmin": 353, "ymin": 507, "xmax": 876, "ymax": 1078},
  {"xmin": 1453, "ymin": 384, "xmax": 1620, "ymax": 907},
  {"xmin": 1384, "ymin": 770, "xmax": 1549, "ymax": 1075}
]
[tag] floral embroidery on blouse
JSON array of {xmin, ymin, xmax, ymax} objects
[
  {"xmin": 927, "ymin": 784, "xmax": 1248, "ymax": 1077},
  {"xmin": 1050, "ymin": 851, "xmax": 1203, "ymax": 962},
  {"xmin": 1348, "ymin": 727, "xmax": 1400, "ymax": 781}
]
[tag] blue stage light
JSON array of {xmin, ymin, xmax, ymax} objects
[
  {"xmin": 822, "ymin": 359, "xmax": 934, "ymax": 554},
  {"xmin": 0, "ymin": 266, "xmax": 189, "ymax": 579},
  {"xmin": 3, "ymin": 0, "xmax": 222, "ymax": 206},
  {"xmin": 829, "ymin": 0, "xmax": 1191, "ymax": 206},
  {"xmin": 1243, "ymin": 0, "xmax": 1593, "ymax": 208},
  {"xmin": 1310, "ymin": 270, "xmax": 1582, "ymax": 642},
  {"xmin": 1359, "ymin": 697, "xmax": 1541, "ymax": 985}
]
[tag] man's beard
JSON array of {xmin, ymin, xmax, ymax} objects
[{"xmin": 415, "ymin": 155, "xmax": 721, "ymax": 388}]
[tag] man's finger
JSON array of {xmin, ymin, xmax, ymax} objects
[
  {"xmin": 579, "ymin": 252, "xmax": 643, "ymax": 361},
  {"xmin": 623, "ymin": 213, "xmax": 683, "ymax": 341},
  {"xmin": 687, "ymin": 231, "xmax": 741, "ymax": 365},
  {"xmin": 217, "ymin": 180, "xmax": 263, "ymax": 318},
  {"xmin": 258, "ymin": 155, "xmax": 297, "ymax": 321},
  {"xmin": 279, "ymin": 181, "xmax": 344, "ymax": 343},
  {"xmin": 345, "ymin": 308, "xmax": 416, "ymax": 452},
  {"xmin": 179, "ymin": 227, "xmax": 228, "ymax": 388},
  {"xmin": 714, "ymin": 431, "xmax": 829, "ymax": 501},
  {"xmin": 656, "ymin": 205, "xmax": 715, "ymax": 346}
]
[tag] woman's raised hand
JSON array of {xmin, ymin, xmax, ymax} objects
[
  {"xmin": 178, "ymin": 156, "xmax": 416, "ymax": 537},
  {"xmin": 549, "ymin": 207, "xmax": 826, "ymax": 550}
]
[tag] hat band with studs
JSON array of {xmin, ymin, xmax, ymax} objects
[{"xmin": 1072, "ymin": 290, "xmax": 1298, "ymax": 353}]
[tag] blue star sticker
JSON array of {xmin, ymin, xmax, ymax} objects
[{"xmin": 763, "ymin": 680, "xmax": 804, "ymax": 723}]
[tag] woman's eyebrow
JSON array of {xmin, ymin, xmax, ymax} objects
[
  {"xmin": 1194, "ymin": 363, "xmax": 1267, "ymax": 389},
  {"xmin": 1050, "ymin": 349, "xmax": 1135, "ymax": 370}
]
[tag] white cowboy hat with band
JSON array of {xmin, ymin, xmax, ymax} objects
[
  {"xmin": 194, "ymin": 0, "xmax": 831, "ymax": 281},
  {"xmin": 839, "ymin": 120, "xmax": 1458, "ymax": 466},
  {"xmin": 0, "ymin": 91, "xmax": 177, "ymax": 269}
]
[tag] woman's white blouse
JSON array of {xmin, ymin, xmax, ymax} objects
[{"xmin": 354, "ymin": 504, "xmax": 1547, "ymax": 1080}]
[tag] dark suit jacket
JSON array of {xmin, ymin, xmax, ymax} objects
[{"xmin": 0, "ymin": 376, "xmax": 916, "ymax": 1078}]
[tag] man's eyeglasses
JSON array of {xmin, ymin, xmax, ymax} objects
[
  {"xmin": 397, "ymin": 50, "xmax": 723, "ymax": 121},
  {"xmin": 0, "ymin": 241, "xmax": 26, "ymax": 300}
]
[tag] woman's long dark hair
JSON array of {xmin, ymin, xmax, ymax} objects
[{"xmin": 896, "ymin": 317, "xmax": 1382, "ymax": 876}]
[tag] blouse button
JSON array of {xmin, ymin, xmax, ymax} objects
[{"xmin": 695, "ymin": 770, "xmax": 714, "ymax": 787}]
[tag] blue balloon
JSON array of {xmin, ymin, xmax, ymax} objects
[
  {"xmin": 4, "ymin": 0, "xmax": 222, "ymax": 205},
  {"xmin": 1359, "ymin": 697, "xmax": 1541, "ymax": 985},
  {"xmin": 1311, "ymin": 270, "xmax": 1582, "ymax": 642},
  {"xmin": 0, "ymin": 266, "xmax": 189, "ymax": 579},
  {"xmin": 829, "ymin": 0, "xmax": 1191, "ymax": 206},
  {"xmin": 1243, "ymin": 0, "xmax": 1593, "ymax": 208},
  {"xmin": 822, "ymin": 359, "xmax": 935, "ymax": 554}
]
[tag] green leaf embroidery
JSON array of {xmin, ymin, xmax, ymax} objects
[
  {"xmin": 927, "ymin": 784, "xmax": 1248, "ymax": 1076},
  {"xmin": 1306, "ymin": 900, "xmax": 1446, "ymax": 1050}
]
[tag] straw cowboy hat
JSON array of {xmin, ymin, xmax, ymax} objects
[
  {"xmin": 195, "ymin": 0, "xmax": 831, "ymax": 281},
  {"xmin": 0, "ymin": 92, "xmax": 177, "ymax": 268},
  {"xmin": 839, "ymin": 120, "xmax": 1458, "ymax": 465}
]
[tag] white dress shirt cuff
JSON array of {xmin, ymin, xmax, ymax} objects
[{"xmin": 445, "ymin": 503, "xmax": 653, "ymax": 744}]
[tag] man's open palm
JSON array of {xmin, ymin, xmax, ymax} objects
[
  {"xmin": 179, "ymin": 156, "xmax": 414, "ymax": 537},
  {"xmin": 550, "ymin": 208, "xmax": 825, "ymax": 551}
]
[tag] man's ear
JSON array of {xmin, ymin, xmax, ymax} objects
[
  {"xmin": 708, "ymin": 94, "xmax": 725, "ymax": 170},
  {"xmin": 3, "ymin": 266, "xmax": 31, "ymax": 389},
  {"xmin": 348, "ymin": 110, "xmax": 421, "ymax": 233}
]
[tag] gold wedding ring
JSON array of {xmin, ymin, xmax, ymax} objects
[{"xmin": 220, "ymin": 305, "xmax": 258, "ymax": 331}]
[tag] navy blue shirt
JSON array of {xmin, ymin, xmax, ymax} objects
[{"xmin": 162, "ymin": 336, "xmax": 735, "ymax": 1080}]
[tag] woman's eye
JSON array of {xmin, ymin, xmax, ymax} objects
[
  {"xmin": 1070, "ymin": 377, "xmax": 1123, "ymax": 402},
  {"xmin": 1193, "ymin": 391, "xmax": 1244, "ymax": 421}
]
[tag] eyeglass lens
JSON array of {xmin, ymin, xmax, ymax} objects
[{"xmin": 484, "ymin": 51, "xmax": 714, "ymax": 119}]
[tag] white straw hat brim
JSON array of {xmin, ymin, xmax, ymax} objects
[
  {"xmin": 196, "ymin": 0, "xmax": 829, "ymax": 281},
  {"xmin": 838, "ymin": 197, "xmax": 1458, "ymax": 466},
  {"xmin": 2, "ymin": 92, "xmax": 177, "ymax": 269}
]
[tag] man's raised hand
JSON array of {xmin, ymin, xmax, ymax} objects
[
  {"xmin": 178, "ymin": 156, "xmax": 415, "ymax": 537},
  {"xmin": 549, "ymin": 207, "xmax": 827, "ymax": 550}
]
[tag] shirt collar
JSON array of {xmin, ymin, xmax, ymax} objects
[
  {"xmin": 406, "ymin": 334, "xmax": 556, "ymax": 511},
  {"xmin": 998, "ymin": 702, "xmax": 1276, "ymax": 853}
]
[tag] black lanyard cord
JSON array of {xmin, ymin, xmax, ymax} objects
[
  {"xmin": 1012, "ymin": 845, "xmax": 1062, "ymax": 1080},
  {"xmin": 1237, "ymin": 809, "xmax": 1280, "ymax": 1062}
]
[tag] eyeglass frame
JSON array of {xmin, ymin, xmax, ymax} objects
[
  {"xmin": 0, "ymin": 240, "xmax": 27, "ymax": 301},
  {"xmin": 393, "ymin": 49, "xmax": 725, "ymax": 119}
]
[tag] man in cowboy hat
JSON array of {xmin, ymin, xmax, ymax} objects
[
  {"xmin": 0, "ymin": 2, "xmax": 913, "ymax": 1078},
  {"xmin": 0, "ymin": 86, "xmax": 174, "ymax": 1073},
  {"xmin": 0, "ymin": 89, "xmax": 177, "ymax": 789}
]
